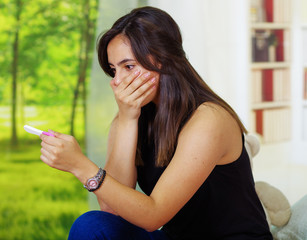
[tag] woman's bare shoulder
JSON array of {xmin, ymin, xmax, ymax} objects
[
  {"xmin": 185, "ymin": 102, "xmax": 234, "ymax": 130},
  {"xmin": 179, "ymin": 102, "xmax": 242, "ymax": 164}
]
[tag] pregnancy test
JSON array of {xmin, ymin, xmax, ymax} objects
[{"xmin": 24, "ymin": 125, "xmax": 55, "ymax": 137}]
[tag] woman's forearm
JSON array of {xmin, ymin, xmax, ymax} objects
[
  {"xmin": 94, "ymin": 174, "xmax": 162, "ymax": 232},
  {"xmin": 96, "ymin": 117, "xmax": 140, "ymax": 213},
  {"xmin": 104, "ymin": 117, "xmax": 139, "ymax": 188}
]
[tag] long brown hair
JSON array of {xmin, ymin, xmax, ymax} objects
[{"xmin": 97, "ymin": 6, "xmax": 247, "ymax": 167}]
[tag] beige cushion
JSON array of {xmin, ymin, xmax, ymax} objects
[{"xmin": 255, "ymin": 181, "xmax": 291, "ymax": 227}]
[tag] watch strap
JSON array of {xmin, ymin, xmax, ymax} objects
[{"xmin": 84, "ymin": 168, "xmax": 106, "ymax": 192}]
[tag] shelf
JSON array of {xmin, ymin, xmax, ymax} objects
[
  {"xmin": 249, "ymin": 0, "xmax": 293, "ymax": 143},
  {"xmin": 251, "ymin": 101, "xmax": 291, "ymax": 110},
  {"xmin": 251, "ymin": 23, "xmax": 291, "ymax": 29},
  {"xmin": 251, "ymin": 62, "xmax": 290, "ymax": 69}
]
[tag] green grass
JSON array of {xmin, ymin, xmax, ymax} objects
[{"xmin": 0, "ymin": 105, "xmax": 89, "ymax": 240}]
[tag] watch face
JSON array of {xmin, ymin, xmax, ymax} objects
[{"xmin": 88, "ymin": 179, "xmax": 98, "ymax": 189}]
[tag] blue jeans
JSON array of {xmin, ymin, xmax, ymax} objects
[{"xmin": 68, "ymin": 211, "xmax": 171, "ymax": 240}]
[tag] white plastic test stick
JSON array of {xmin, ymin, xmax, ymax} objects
[{"xmin": 24, "ymin": 125, "xmax": 55, "ymax": 137}]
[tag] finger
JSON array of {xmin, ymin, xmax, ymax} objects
[
  {"xmin": 40, "ymin": 153, "xmax": 49, "ymax": 165},
  {"xmin": 40, "ymin": 134, "xmax": 60, "ymax": 146},
  {"xmin": 129, "ymin": 76, "xmax": 157, "ymax": 101},
  {"xmin": 40, "ymin": 147, "xmax": 53, "ymax": 165},
  {"xmin": 110, "ymin": 78, "xmax": 117, "ymax": 91},
  {"xmin": 120, "ymin": 72, "xmax": 152, "ymax": 97},
  {"xmin": 47, "ymin": 129, "xmax": 56, "ymax": 135},
  {"xmin": 43, "ymin": 130, "xmax": 74, "ymax": 142},
  {"xmin": 41, "ymin": 141, "xmax": 57, "ymax": 154},
  {"xmin": 136, "ymin": 82, "xmax": 157, "ymax": 103},
  {"xmin": 116, "ymin": 70, "xmax": 141, "ymax": 92},
  {"xmin": 54, "ymin": 132, "xmax": 75, "ymax": 142}
]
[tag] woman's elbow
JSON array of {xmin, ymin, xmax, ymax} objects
[
  {"xmin": 142, "ymin": 216, "xmax": 165, "ymax": 232},
  {"xmin": 144, "ymin": 225, "xmax": 162, "ymax": 233}
]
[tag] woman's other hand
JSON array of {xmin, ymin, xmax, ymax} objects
[{"xmin": 110, "ymin": 70, "xmax": 157, "ymax": 121}]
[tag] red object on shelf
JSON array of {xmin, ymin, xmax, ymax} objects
[
  {"xmin": 265, "ymin": 0, "xmax": 274, "ymax": 22},
  {"xmin": 255, "ymin": 110, "xmax": 263, "ymax": 136},
  {"xmin": 275, "ymin": 30, "xmax": 284, "ymax": 61},
  {"xmin": 262, "ymin": 69, "xmax": 273, "ymax": 101}
]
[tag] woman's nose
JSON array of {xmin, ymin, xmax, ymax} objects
[
  {"xmin": 113, "ymin": 70, "xmax": 129, "ymax": 86},
  {"xmin": 113, "ymin": 72, "xmax": 122, "ymax": 86},
  {"xmin": 113, "ymin": 76, "xmax": 120, "ymax": 86}
]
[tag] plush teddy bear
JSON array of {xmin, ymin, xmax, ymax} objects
[{"xmin": 244, "ymin": 134, "xmax": 292, "ymax": 228}]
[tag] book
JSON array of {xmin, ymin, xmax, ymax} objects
[
  {"xmin": 255, "ymin": 109, "xmax": 263, "ymax": 135},
  {"xmin": 252, "ymin": 30, "xmax": 269, "ymax": 62},
  {"xmin": 251, "ymin": 0, "xmax": 291, "ymax": 23},
  {"xmin": 262, "ymin": 69, "xmax": 274, "ymax": 101},
  {"xmin": 251, "ymin": 29, "xmax": 287, "ymax": 63},
  {"xmin": 250, "ymin": 0, "xmax": 266, "ymax": 22},
  {"xmin": 254, "ymin": 107, "xmax": 291, "ymax": 143},
  {"xmin": 273, "ymin": 0, "xmax": 290, "ymax": 23},
  {"xmin": 275, "ymin": 29, "xmax": 284, "ymax": 61},
  {"xmin": 252, "ymin": 70, "xmax": 263, "ymax": 103},
  {"xmin": 264, "ymin": 0, "xmax": 274, "ymax": 22},
  {"xmin": 251, "ymin": 69, "xmax": 290, "ymax": 103}
]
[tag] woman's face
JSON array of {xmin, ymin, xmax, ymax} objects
[{"xmin": 107, "ymin": 34, "xmax": 160, "ymax": 105}]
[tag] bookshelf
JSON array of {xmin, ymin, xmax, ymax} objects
[{"xmin": 250, "ymin": 0, "xmax": 292, "ymax": 143}]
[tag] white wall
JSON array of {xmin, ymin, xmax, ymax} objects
[{"xmin": 148, "ymin": 0, "xmax": 250, "ymax": 127}]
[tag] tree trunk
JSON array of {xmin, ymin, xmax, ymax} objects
[
  {"xmin": 82, "ymin": 72, "xmax": 87, "ymax": 143},
  {"xmin": 11, "ymin": 0, "xmax": 22, "ymax": 146},
  {"xmin": 70, "ymin": 0, "xmax": 96, "ymax": 137}
]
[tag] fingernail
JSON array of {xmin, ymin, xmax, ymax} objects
[
  {"xmin": 134, "ymin": 70, "xmax": 140, "ymax": 75},
  {"xmin": 151, "ymin": 77, "xmax": 156, "ymax": 83},
  {"xmin": 43, "ymin": 131, "xmax": 55, "ymax": 137}
]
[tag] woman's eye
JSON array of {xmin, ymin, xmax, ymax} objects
[{"xmin": 125, "ymin": 65, "xmax": 134, "ymax": 70}]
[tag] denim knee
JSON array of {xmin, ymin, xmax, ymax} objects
[
  {"xmin": 68, "ymin": 210, "xmax": 123, "ymax": 240},
  {"xmin": 68, "ymin": 210, "xmax": 170, "ymax": 240}
]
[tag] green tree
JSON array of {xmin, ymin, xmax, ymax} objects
[
  {"xmin": 70, "ymin": 0, "xmax": 99, "ymax": 136},
  {"xmin": 0, "ymin": 0, "xmax": 98, "ymax": 144},
  {"xmin": 1, "ymin": 0, "xmax": 70, "ymax": 144},
  {"xmin": 10, "ymin": 0, "xmax": 22, "ymax": 146}
]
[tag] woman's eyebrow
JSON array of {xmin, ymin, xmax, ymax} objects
[{"xmin": 109, "ymin": 58, "xmax": 135, "ymax": 67}]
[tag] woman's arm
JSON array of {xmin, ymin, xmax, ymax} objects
[
  {"xmin": 98, "ymin": 116, "xmax": 138, "ymax": 214},
  {"xmin": 98, "ymin": 70, "xmax": 158, "ymax": 212},
  {"xmin": 105, "ymin": 116, "xmax": 138, "ymax": 188},
  {"xmin": 40, "ymin": 103, "xmax": 242, "ymax": 231}
]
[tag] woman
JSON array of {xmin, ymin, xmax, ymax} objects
[{"xmin": 40, "ymin": 6, "xmax": 273, "ymax": 240}]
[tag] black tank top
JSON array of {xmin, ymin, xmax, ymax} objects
[{"xmin": 137, "ymin": 135, "xmax": 273, "ymax": 240}]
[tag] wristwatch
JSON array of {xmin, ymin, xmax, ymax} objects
[{"xmin": 83, "ymin": 168, "xmax": 106, "ymax": 192}]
